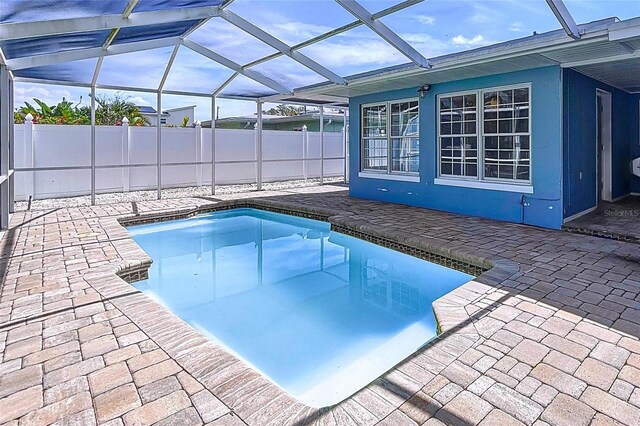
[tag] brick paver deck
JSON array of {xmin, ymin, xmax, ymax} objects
[
  {"xmin": 564, "ymin": 196, "xmax": 640, "ymax": 243},
  {"xmin": 2, "ymin": 186, "xmax": 640, "ymax": 425}
]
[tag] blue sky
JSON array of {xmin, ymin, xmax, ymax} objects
[{"xmin": 13, "ymin": 0, "xmax": 640, "ymax": 121}]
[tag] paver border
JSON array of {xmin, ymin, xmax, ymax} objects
[{"xmin": 81, "ymin": 197, "xmax": 521, "ymax": 419}]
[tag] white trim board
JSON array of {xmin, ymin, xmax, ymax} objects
[
  {"xmin": 434, "ymin": 178, "xmax": 533, "ymax": 193},
  {"xmin": 358, "ymin": 172, "xmax": 420, "ymax": 182},
  {"xmin": 563, "ymin": 206, "xmax": 597, "ymax": 223},
  {"xmin": 610, "ymin": 193, "xmax": 630, "ymax": 202}
]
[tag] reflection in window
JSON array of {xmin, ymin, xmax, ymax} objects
[
  {"xmin": 362, "ymin": 257, "xmax": 420, "ymax": 316},
  {"xmin": 362, "ymin": 100, "xmax": 419, "ymax": 174},
  {"xmin": 438, "ymin": 85, "xmax": 530, "ymax": 183},
  {"xmin": 439, "ymin": 94, "xmax": 477, "ymax": 177}
]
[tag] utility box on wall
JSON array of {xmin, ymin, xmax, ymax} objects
[{"xmin": 633, "ymin": 157, "xmax": 640, "ymax": 177}]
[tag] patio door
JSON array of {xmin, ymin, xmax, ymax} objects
[{"xmin": 596, "ymin": 89, "xmax": 612, "ymax": 204}]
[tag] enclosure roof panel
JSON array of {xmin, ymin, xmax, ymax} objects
[
  {"xmin": 0, "ymin": 30, "xmax": 112, "ymax": 59},
  {"xmin": 0, "ymin": 0, "xmax": 130, "ymax": 23},
  {"xmin": 3, "ymin": 1, "xmax": 639, "ymax": 101}
]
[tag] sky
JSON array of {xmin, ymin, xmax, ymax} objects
[{"xmin": 10, "ymin": 0, "xmax": 640, "ymax": 121}]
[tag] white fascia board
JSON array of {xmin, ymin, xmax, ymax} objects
[{"xmin": 609, "ymin": 17, "xmax": 640, "ymax": 41}]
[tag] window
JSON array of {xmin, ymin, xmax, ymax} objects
[
  {"xmin": 438, "ymin": 85, "xmax": 530, "ymax": 184},
  {"xmin": 362, "ymin": 99, "xmax": 419, "ymax": 175}
]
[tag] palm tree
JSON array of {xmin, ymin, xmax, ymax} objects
[{"xmin": 14, "ymin": 93, "xmax": 150, "ymax": 126}]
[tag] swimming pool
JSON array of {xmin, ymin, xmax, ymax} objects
[{"xmin": 128, "ymin": 208, "xmax": 472, "ymax": 407}]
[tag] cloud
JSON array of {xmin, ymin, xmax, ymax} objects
[
  {"xmin": 13, "ymin": 84, "xmax": 86, "ymax": 109},
  {"xmin": 509, "ymin": 22, "xmax": 525, "ymax": 32},
  {"xmin": 128, "ymin": 96, "xmax": 152, "ymax": 106},
  {"xmin": 415, "ymin": 15, "xmax": 436, "ymax": 25},
  {"xmin": 451, "ymin": 34, "xmax": 495, "ymax": 47},
  {"xmin": 269, "ymin": 21, "xmax": 334, "ymax": 44}
]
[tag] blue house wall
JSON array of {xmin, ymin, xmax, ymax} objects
[
  {"xmin": 348, "ymin": 66, "xmax": 564, "ymax": 229},
  {"xmin": 562, "ymin": 69, "xmax": 640, "ymax": 218}
]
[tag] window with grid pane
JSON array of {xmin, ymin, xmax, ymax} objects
[
  {"xmin": 437, "ymin": 85, "xmax": 530, "ymax": 184},
  {"xmin": 439, "ymin": 94, "xmax": 477, "ymax": 177},
  {"xmin": 483, "ymin": 88, "xmax": 530, "ymax": 182},
  {"xmin": 390, "ymin": 101, "xmax": 419, "ymax": 173},
  {"xmin": 362, "ymin": 103, "xmax": 388, "ymax": 171},
  {"xmin": 361, "ymin": 100, "xmax": 419, "ymax": 174}
]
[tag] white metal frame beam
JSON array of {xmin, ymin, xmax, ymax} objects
[
  {"xmin": 545, "ymin": 0, "xmax": 581, "ymax": 40},
  {"xmin": 182, "ymin": 40, "xmax": 291, "ymax": 94},
  {"xmin": 241, "ymin": 0, "xmax": 422, "ymax": 69},
  {"xmin": 102, "ymin": 0, "xmax": 139, "ymax": 49},
  {"xmin": 335, "ymin": 0, "xmax": 431, "ymax": 68},
  {"xmin": 158, "ymin": 44, "xmax": 180, "ymax": 91},
  {"xmin": 0, "ymin": 6, "xmax": 221, "ymax": 40},
  {"xmin": 0, "ymin": 66, "xmax": 11, "ymax": 229},
  {"xmin": 219, "ymin": 10, "xmax": 347, "ymax": 85}
]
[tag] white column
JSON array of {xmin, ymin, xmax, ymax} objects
[
  {"xmin": 8, "ymin": 76, "xmax": 14, "ymax": 213},
  {"xmin": 90, "ymin": 85, "xmax": 96, "ymax": 205},
  {"xmin": 24, "ymin": 113, "xmax": 35, "ymax": 198},
  {"xmin": 121, "ymin": 117, "xmax": 130, "ymax": 192},
  {"xmin": 256, "ymin": 101, "xmax": 263, "ymax": 190},
  {"xmin": 211, "ymin": 96, "xmax": 216, "ymax": 195},
  {"xmin": 319, "ymin": 105, "xmax": 324, "ymax": 184},
  {"xmin": 0, "ymin": 66, "xmax": 10, "ymax": 229},
  {"xmin": 343, "ymin": 109, "xmax": 348, "ymax": 183},
  {"xmin": 195, "ymin": 120, "xmax": 203, "ymax": 187},
  {"xmin": 156, "ymin": 92, "xmax": 162, "ymax": 199},
  {"xmin": 301, "ymin": 124, "xmax": 308, "ymax": 180}
]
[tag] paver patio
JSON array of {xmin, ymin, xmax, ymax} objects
[
  {"xmin": 2, "ymin": 185, "xmax": 640, "ymax": 425},
  {"xmin": 564, "ymin": 196, "xmax": 640, "ymax": 243}
]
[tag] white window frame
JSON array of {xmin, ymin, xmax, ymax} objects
[
  {"xmin": 436, "ymin": 83, "xmax": 532, "ymax": 191},
  {"xmin": 360, "ymin": 98, "xmax": 420, "ymax": 178}
]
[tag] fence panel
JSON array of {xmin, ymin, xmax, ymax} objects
[{"xmin": 13, "ymin": 123, "xmax": 346, "ymax": 201}]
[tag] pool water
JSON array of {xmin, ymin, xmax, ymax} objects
[{"xmin": 128, "ymin": 208, "xmax": 472, "ymax": 407}]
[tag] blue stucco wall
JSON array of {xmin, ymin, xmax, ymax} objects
[
  {"xmin": 348, "ymin": 66, "xmax": 564, "ymax": 229},
  {"xmin": 562, "ymin": 69, "xmax": 640, "ymax": 218}
]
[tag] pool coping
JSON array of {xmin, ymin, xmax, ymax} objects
[{"xmin": 83, "ymin": 198, "xmax": 521, "ymax": 421}]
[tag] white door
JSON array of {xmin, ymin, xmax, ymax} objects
[{"xmin": 596, "ymin": 89, "xmax": 612, "ymax": 203}]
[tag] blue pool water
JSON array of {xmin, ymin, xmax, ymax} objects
[{"xmin": 128, "ymin": 208, "xmax": 472, "ymax": 407}]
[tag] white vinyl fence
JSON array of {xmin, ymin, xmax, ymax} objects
[{"xmin": 13, "ymin": 118, "xmax": 346, "ymax": 201}]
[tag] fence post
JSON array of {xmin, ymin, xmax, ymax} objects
[
  {"xmin": 24, "ymin": 113, "xmax": 35, "ymax": 198},
  {"xmin": 195, "ymin": 120, "xmax": 202, "ymax": 187},
  {"xmin": 121, "ymin": 117, "xmax": 130, "ymax": 193},
  {"xmin": 302, "ymin": 125, "xmax": 308, "ymax": 180}
]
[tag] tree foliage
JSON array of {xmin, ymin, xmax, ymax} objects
[
  {"xmin": 263, "ymin": 104, "xmax": 305, "ymax": 116},
  {"xmin": 14, "ymin": 93, "xmax": 150, "ymax": 126}
]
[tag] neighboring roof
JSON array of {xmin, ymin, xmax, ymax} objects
[
  {"xmin": 202, "ymin": 111, "xmax": 345, "ymax": 127},
  {"xmin": 137, "ymin": 105, "xmax": 169, "ymax": 116},
  {"xmin": 137, "ymin": 106, "xmax": 157, "ymax": 114},
  {"xmin": 164, "ymin": 105, "xmax": 197, "ymax": 113}
]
